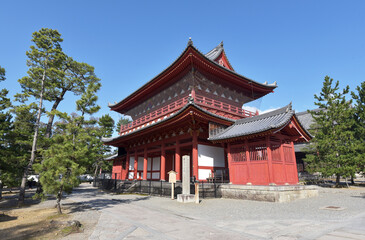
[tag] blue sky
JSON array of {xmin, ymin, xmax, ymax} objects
[{"xmin": 1, "ymin": 0, "xmax": 364, "ymax": 124}]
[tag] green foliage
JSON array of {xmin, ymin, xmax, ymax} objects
[
  {"xmin": 1, "ymin": 104, "xmax": 38, "ymax": 187},
  {"xmin": 76, "ymin": 82, "xmax": 101, "ymax": 116},
  {"xmin": 34, "ymin": 113, "xmax": 87, "ymax": 197},
  {"xmin": 116, "ymin": 116, "xmax": 132, "ymax": 133},
  {"xmin": 15, "ymin": 28, "xmax": 65, "ymax": 103},
  {"xmin": 0, "ymin": 66, "xmax": 5, "ymax": 81},
  {"xmin": 304, "ymin": 76, "xmax": 357, "ymax": 185},
  {"xmin": 351, "ymin": 81, "xmax": 365, "ymax": 173},
  {"xmin": 83, "ymin": 114, "xmax": 115, "ymax": 174}
]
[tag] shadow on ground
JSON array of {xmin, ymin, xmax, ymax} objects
[
  {"xmin": 0, "ymin": 220, "xmax": 59, "ymax": 240},
  {"xmin": 63, "ymin": 196, "xmax": 150, "ymax": 213}
]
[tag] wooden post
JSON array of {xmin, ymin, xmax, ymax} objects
[
  {"xmin": 126, "ymin": 150, "xmax": 130, "ymax": 180},
  {"xmin": 192, "ymin": 132, "xmax": 198, "ymax": 180},
  {"xmin": 290, "ymin": 141, "xmax": 299, "ymax": 184},
  {"xmin": 171, "ymin": 183, "xmax": 174, "ymax": 200},
  {"xmin": 195, "ymin": 182, "xmax": 199, "ymax": 204},
  {"xmin": 134, "ymin": 150, "xmax": 138, "ymax": 180},
  {"xmin": 143, "ymin": 147, "xmax": 147, "ymax": 180},
  {"xmin": 266, "ymin": 136, "xmax": 274, "ymax": 184},
  {"xmin": 245, "ymin": 139, "xmax": 252, "ymax": 184},
  {"xmin": 160, "ymin": 144, "xmax": 166, "ymax": 181},
  {"xmin": 279, "ymin": 135, "xmax": 288, "ymax": 184},
  {"xmin": 226, "ymin": 142, "xmax": 233, "ymax": 183},
  {"xmin": 175, "ymin": 140, "xmax": 181, "ymax": 181}
]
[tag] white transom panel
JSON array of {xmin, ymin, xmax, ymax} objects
[{"xmin": 198, "ymin": 144, "xmax": 225, "ymax": 167}]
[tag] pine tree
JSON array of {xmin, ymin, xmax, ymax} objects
[
  {"xmin": 45, "ymin": 56, "xmax": 100, "ymax": 138},
  {"xmin": 34, "ymin": 113, "xmax": 87, "ymax": 214},
  {"xmin": 304, "ymin": 76, "xmax": 357, "ymax": 186},
  {"xmin": 17, "ymin": 28, "xmax": 65, "ymax": 205},
  {"xmin": 116, "ymin": 116, "xmax": 131, "ymax": 133},
  {"xmin": 351, "ymin": 81, "xmax": 365, "ymax": 174},
  {"xmin": 0, "ymin": 66, "xmax": 12, "ymax": 199},
  {"xmin": 89, "ymin": 114, "xmax": 115, "ymax": 185}
]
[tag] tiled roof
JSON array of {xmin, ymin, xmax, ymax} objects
[
  {"xmin": 205, "ymin": 42, "xmax": 224, "ymax": 61},
  {"xmin": 208, "ymin": 103, "xmax": 295, "ymax": 141},
  {"xmin": 108, "ymin": 40, "xmax": 277, "ymax": 109},
  {"xmin": 296, "ymin": 109, "xmax": 320, "ymax": 130}
]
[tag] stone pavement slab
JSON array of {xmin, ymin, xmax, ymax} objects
[{"xmin": 62, "ymin": 184, "xmax": 365, "ymax": 240}]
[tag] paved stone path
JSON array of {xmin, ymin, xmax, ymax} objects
[{"xmin": 62, "ymin": 184, "xmax": 365, "ymax": 240}]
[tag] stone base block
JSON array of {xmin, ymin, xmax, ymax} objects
[
  {"xmin": 221, "ymin": 185, "xmax": 318, "ymax": 202},
  {"xmin": 177, "ymin": 194, "xmax": 195, "ymax": 203}
]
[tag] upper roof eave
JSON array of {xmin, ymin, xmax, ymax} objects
[{"xmin": 109, "ymin": 41, "xmax": 277, "ymax": 113}]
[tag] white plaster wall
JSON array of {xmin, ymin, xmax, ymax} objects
[
  {"xmin": 198, "ymin": 169, "xmax": 212, "ymax": 180},
  {"xmin": 198, "ymin": 144, "xmax": 225, "ymax": 167}
]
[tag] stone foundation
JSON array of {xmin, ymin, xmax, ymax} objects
[
  {"xmin": 221, "ymin": 184, "xmax": 318, "ymax": 202},
  {"xmin": 177, "ymin": 194, "xmax": 195, "ymax": 203}
]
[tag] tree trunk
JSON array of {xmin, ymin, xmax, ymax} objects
[
  {"xmin": 351, "ymin": 175, "xmax": 355, "ymax": 185},
  {"xmin": 0, "ymin": 180, "xmax": 3, "ymax": 200},
  {"xmin": 335, "ymin": 174, "xmax": 341, "ymax": 187},
  {"xmin": 18, "ymin": 69, "xmax": 46, "ymax": 206},
  {"xmin": 45, "ymin": 89, "xmax": 67, "ymax": 138},
  {"xmin": 56, "ymin": 185, "xmax": 63, "ymax": 214},
  {"xmin": 93, "ymin": 163, "xmax": 99, "ymax": 187}
]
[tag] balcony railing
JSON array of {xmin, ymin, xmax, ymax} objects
[
  {"xmin": 120, "ymin": 96, "xmax": 189, "ymax": 133},
  {"xmin": 120, "ymin": 94, "xmax": 257, "ymax": 134},
  {"xmin": 195, "ymin": 94, "xmax": 257, "ymax": 118}
]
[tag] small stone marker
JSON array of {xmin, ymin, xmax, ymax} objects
[
  {"xmin": 177, "ymin": 155, "xmax": 195, "ymax": 203},
  {"xmin": 168, "ymin": 170, "xmax": 177, "ymax": 200}
]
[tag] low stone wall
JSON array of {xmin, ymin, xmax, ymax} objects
[
  {"xmin": 96, "ymin": 179, "xmax": 222, "ymax": 198},
  {"xmin": 97, "ymin": 179, "xmax": 318, "ymax": 202},
  {"xmin": 221, "ymin": 184, "xmax": 318, "ymax": 202}
]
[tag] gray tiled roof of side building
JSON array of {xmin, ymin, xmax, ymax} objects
[
  {"xmin": 296, "ymin": 108, "xmax": 321, "ymax": 130},
  {"xmin": 208, "ymin": 103, "xmax": 295, "ymax": 141}
]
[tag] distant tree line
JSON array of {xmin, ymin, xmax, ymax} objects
[
  {"xmin": 0, "ymin": 28, "xmax": 130, "ymax": 213},
  {"xmin": 305, "ymin": 76, "xmax": 365, "ymax": 187}
]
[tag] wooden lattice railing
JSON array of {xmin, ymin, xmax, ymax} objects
[{"xmin": 120, "ymin": 95, "xmax": 257, "ymax": 134}]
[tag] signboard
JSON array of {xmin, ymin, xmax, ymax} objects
[{"xmin": 168, "ymin": 170, "xmax": 177, "ymax": 183}]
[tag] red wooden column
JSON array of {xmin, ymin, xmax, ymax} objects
[
  {"xmin": 126, "ymin": 150, "xmax": 130, "ymax": 180},
  {"xmin": 226, "ymin": 142, "xmax": 233, "ymax": 183},
  {"xmin": 245, "ymin": 139, "xmax": 252, "ymax": 184},
  {"xmin": 279, "ymin": 136, "xmax": 288, "ymax": 183},
  {"xmin": 143, "ymin": 147, "xmax": 147, "ymax": 180},
  {"xmin": 134, "ymin": 150, "xmax": 138, "ymax": 180},
  {"xmin": 175, "ymin": 140, "xmax": 181, "ymax": 181},
  {"xmin": 160, "ymin": 144, "xmax": 166, "ymax": 181},
  {"xmin": 266, "ymin": 136, "xmax": 274, "ymax": 184},
  {"xmin": 192, "ymin": 131, "xmax": 198, "ymax": 180},
  {"xmin": 290, "ymin": 141, "xmax": 299, "ymax": 184}
]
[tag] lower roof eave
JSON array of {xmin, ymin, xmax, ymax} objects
[{"xmin": 103, "ymin": 102, "xmax": 235, "ymax": 147}]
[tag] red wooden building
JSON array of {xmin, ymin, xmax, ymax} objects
[{"xmin": 103, "ymin": 40, "xmax": 311, "ymax": 185}]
